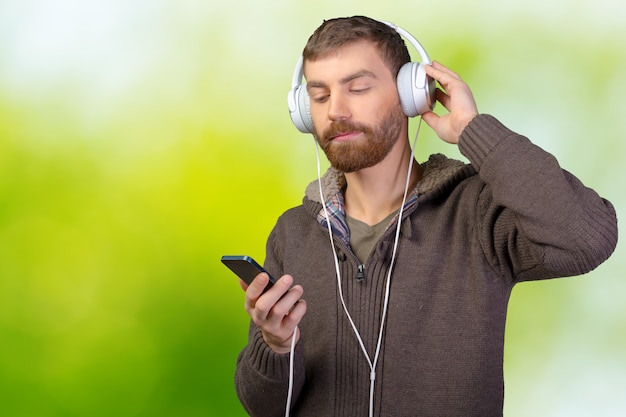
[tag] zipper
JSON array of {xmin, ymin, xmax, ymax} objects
[
  {"xmin": 334, "ymin": 238, "xmax": 366, "ymax": 283},
  {"xmin": 356, "ymin": 263, "xmax": 365, "ymax": 282}
]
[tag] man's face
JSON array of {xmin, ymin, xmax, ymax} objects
[{"xmin": 305, "ymin": 40, "xmax": 406, "ymax": 173}]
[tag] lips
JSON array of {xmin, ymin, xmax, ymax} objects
[
  {"xmin": 331, "ymin": 131, "xmax": 362, "ymax": 142},
  {"xmin": 321, "ymin": 121, "xmax": 367, "ymax": 144}
]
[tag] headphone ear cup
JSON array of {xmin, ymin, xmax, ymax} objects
[
  {"xmin": 288, "ymin": 84, "xmax": 314, "ymax": 134},
  {"xmin": 397, "ymin": 62, "xmax": 435, "ymax": 117}
]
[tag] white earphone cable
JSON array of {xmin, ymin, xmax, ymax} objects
[
  {"xmin": 367, "ymin": 117, "xmax": 422, "ymax": 415},
  {"xmin": 285, "ymin": 325, "xmax": 298, "ymax": 417},
  {"xmin": 311, "ymin": 117, "xmax": 424, "ymax": 417}
]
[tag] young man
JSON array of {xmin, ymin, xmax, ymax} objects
[{"xmin": 234, "ymin": 16, "xmax": 618, "ymax": 416}]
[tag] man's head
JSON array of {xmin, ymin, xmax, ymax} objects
[
  {"xmin": 302, "ymin": 17, "xmax": 411, "ymax": 173},
  {"xmin": 303, "ymin": 16, "xmax": 411, "ymax": 80}
]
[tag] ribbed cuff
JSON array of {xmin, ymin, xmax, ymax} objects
[
  {"xmin": 247, "ymin": 328, "xmax": 304, "ymax": 381},
  {"xmin": 458, "ymin": 114, "xmax": 518, "ymax": 171}
]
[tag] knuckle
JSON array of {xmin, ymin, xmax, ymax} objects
[
  {"xmin": 249, "ymin": 296, "xmax": 270, "ymax": 317},
  {"xmin": 255, "ymin": 302, "xmax": 271, "ymax": 317},
  {"xmin": 271, "ymin": 303, "xmax": 290, "ymax": 318}
]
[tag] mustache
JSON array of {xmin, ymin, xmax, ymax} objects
[{"xmin": 320, "ymin": 120, "xmax": 371, "ymax": 142}]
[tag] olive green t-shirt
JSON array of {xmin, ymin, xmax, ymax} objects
[{"xmin": 346, "ymin": 210, "xmax": 398, "ymax": 263}]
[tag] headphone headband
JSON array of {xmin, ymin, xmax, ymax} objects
[{"xmin": 379, "ymin": 20, "xmax": 431, "ymax": 65}]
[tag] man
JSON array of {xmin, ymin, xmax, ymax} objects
[{"xmin": 234, "ymin": 16, "xmax": 618, "ymax": 417}]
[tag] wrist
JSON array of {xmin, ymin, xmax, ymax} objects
[
  {"xmin": 262, "ymin": 328, "xmax": 299, "ymax": 354},
  {"xmin": 458, "ymin": 114, "xmax": 515, "ymax": 169}
]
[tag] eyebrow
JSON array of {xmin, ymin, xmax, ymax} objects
[{"xmin": 307, "ymin": 69, "xmax": 378, "ymax": 89}]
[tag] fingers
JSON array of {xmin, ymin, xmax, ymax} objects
[
  {"xmin": 426, "ymin": 60, "xmax": 463, "ymax": 85},
  {"xmin": 281, "ymin": 298, "xmax": 307, "ymax": 332},
  {"xmin": 244, "ymin": 273, "xmax": 306, "ymax": 353},
  {"xmin": 425, "ymin": 61, "xmax": 467, "ymax": 103},
  {"xmin": 253, "ymin": 276, "xmax": 302, "ymax": 321},
  {"xmin": 422, "ymin": 61, "xmax": 479, "ymax": 144},
  {"xmin": 244, "ymin": 272, "xmax": 271, "ymax": 299},
  {"xmin": 245, "ymin": 273, "xmax": 291, "ymax": 314}
]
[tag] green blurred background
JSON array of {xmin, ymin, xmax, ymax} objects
[{"xmin": 0, "ymin": 0, "xmax": 624, "ymax": 415}]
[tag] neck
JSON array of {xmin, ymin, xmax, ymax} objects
[{"xmin": 344, "ymin": 138, "xmax": 422, "ymax": 226}]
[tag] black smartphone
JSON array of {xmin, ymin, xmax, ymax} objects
[{"xmin": 220, "ymin": 255, "xmax": 276, "ymax": 291}]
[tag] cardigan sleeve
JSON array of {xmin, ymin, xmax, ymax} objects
[
  {"xmin": 458, "ymin": 114, "xmax": 618, "ymax": 283},
  {"xmin": 234, "ymin": 324, "xmax": 305, "ymax": 416},
  {"xmin": 233, "ymin": 221, "xmax": 306, "ymax": 416}
]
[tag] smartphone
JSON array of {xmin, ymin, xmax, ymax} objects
[{"xmin": 220, "ymin": 255, "xmax": 276, "ymax": 291}]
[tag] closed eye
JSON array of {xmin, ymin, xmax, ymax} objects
[
  {"xmin": 311, "ymin": 94, "xmax": 329, "ymax": 103},
  {"xmin": 350, "ymin": 87, "xmax": 370, "ymax": 94}
]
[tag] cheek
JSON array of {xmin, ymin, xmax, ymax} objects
[
  {"xmin": 369, "ymin": 92, "xmax": 402, "ymax": 120},
  {"xmin": 311, "ymin": 120, "xmax": 325, "ymax": 139},
  {"xmin": 308, "ymin": 103, "xmax": 320, "ymax": 119},
  {"xmin": 378, "ymin": 94, "xmax": 403, "ymax": 117},
  {"xmin": 309, "ymin": 107, "xmax": 327, "ymax": 133}
]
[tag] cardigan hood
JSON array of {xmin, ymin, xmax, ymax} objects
[{"xmin": 303, "ymin": 153, "xmax": 474, "ymax": 209}]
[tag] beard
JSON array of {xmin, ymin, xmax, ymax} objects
[{"xmin": 315, "ymin": 106, "xmax": 405, "ymax": 173}]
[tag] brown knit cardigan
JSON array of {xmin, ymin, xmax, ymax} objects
[{"xmin": 234, "ymin": 114, "xmax": 618, "ymax": 417}]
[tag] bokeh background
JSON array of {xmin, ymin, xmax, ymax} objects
[{"xmin": 0, "ymin": 0, "xmax": 624, "ymax": 415}]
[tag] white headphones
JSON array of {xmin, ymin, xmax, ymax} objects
[{"xmin": 287, "ymin": 20, "xmax": 436, "ymax": 134}]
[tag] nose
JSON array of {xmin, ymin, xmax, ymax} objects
[{"xmin": 327, "ymin": 93, "xmax": 351, "ymax": 122}]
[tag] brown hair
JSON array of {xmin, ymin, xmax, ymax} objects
[{"xmin": 302, "ymin": 16, "xmax": 411, "ymax": 77}]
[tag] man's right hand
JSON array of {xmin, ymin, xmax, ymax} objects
[
  {"xmin": 241, "ymin": 273, "xmax": 306, "ymax": 354},
  {"xmin": 422, "ymin": 61, "xmax": 479, "ymax": 145}
]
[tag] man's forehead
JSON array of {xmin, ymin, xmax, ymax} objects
[{"xmin": 303, "ymin": 41, "xmax": 388, "ymax": 81}]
